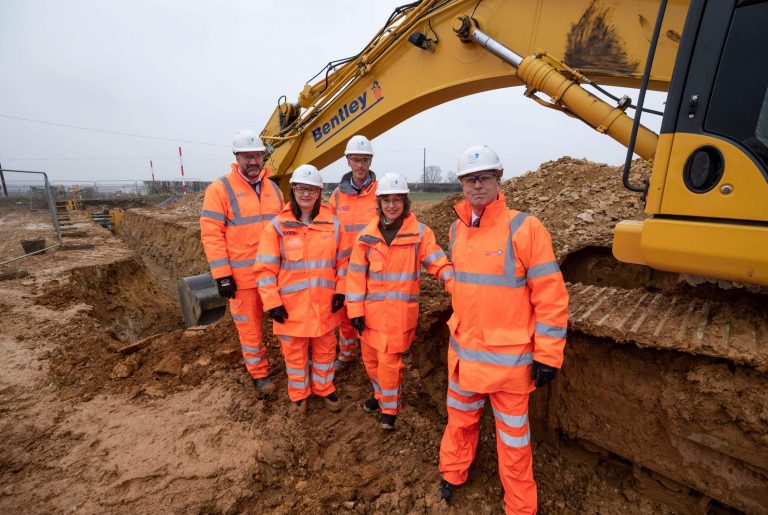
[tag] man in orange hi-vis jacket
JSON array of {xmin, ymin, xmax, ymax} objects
[
  {"xmin": 438, "ymin": 145, "xmax": 569, "ymax": 514},
  {"xmin": 345, "ymin": 173, "xmax": 454, "ymax": 431},
  {"xmin": 253, "ymin": 165, "xmax": 348, "ymax": 413},
  {"xmin": 329, "ymin": 134, "xmax": 379, "ymax": 372},
  {"xmin": 200, "ymin": 130, "xmax": 284, "ymax": 395}
]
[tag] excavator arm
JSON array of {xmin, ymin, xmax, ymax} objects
[{"xmin": 260, "ymin": 0, "xmax": 768, "ymax": 286}]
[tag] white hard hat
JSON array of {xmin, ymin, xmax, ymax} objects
[
  {"xmin": 345, "ymin": 135, "xmax": 374, "ymax": 156},
  {"xmin": 376, "ymin": 172, "xmax": 409, "ymax": 196},
  {"xmin": 289, "ymin": 164, "xmax": 323, "ymax": 187},
  {"xmin": 232, "ymin": 130, "xmax": 266, "ymax": 153},
  {"xmin": 456, "ymin": 145, "xmax": 503, "ymax": 177}
]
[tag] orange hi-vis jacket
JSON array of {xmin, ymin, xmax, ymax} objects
[
  {"xmin": 447, "ymin": 193, "xmax": 569, "ymax": 394},
  {"xmin": 253, "ymin": 204, "xmax": 348, "ymax": 338},
  {"xmin": 329, "ymin": 171, "xmax": 378, "ymax": 246},
  {"xmin": 346, "ymin": 213, "xmax": 455, "ymax": 353},
  {"xmin": 200, "ymin": 164, "xmax": 284, "ymax": 289}
]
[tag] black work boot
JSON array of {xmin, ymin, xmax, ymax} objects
[
  {"xmin": 439, "ymin": 478, "xmax": 456, "ymax": 504},
  {"xmin": 252, "ymin": 377, "xmax": 275, "ymax": 396},
  {"xmin": 363, "ymin": 398, "xmax": 379, "ymax": 413},
  {"xmin": 379, "ymin": 413, "xmax": 396, "ymax": 430},
  {"xmin": 323, "ymin": 392, "xmax": 341, "ymax": 412}
]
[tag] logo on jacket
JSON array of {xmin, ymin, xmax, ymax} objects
[{"xmin": 311, "ymin": 81, "xmax": 384, "ymax": 147}]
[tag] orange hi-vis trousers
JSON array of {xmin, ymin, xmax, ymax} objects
[
  {"xmin": 439, "ymin": 368, "xmax": 536, "ymax": 514},
  {"xmin": 278, "ymin": 329, "xmax": 337, "ymax": 402},
  {"xmin": 360, "ymin": 335, "xmax": 404, "ymax": 415},
  {"xmin": 337, "ymin": 305, "xmax": 359, "ymax": 362},
  {"xmin": 228, "ymin": 288, "xmax": 268, "ymax": 379}
]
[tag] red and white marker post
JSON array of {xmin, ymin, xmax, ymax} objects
[{"xmin": 178, "ymin": 146, "xmax": 186, "ymax": 194}]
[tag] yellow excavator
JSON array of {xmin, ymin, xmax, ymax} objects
[{"xmin": 259, "ymin": 0, "xmax": 768, "ymax": 288}]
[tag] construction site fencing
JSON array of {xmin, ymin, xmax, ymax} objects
[{"xmin": 0, "ymin": 177, "xmax": 211, "ymax": 202}]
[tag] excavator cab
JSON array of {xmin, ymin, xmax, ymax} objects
[{"xmin": 614, "ymin": 0, "xmax": 768, "ymax": 285}]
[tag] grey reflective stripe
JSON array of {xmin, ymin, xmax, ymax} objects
[
  {"xmin": 422, "ymin": 249, "xmax": 445, "ymax": 266},
  {"xmin": 281, "ymin": 259, "xmax": 335, "ymax": 270},
  {"xmin": 245, "ymin": 356, "xmax": 262, "ymax": 364},
  {"xmin": 372, "ymin": 380, "xmax": 399, "ymax": 396},
  {"xmin": 286, "ymin": 366, "xmax": 306, "ymax": 376},
  {"xmin": 283, "ymin": 220, "xmax": 304, "ymax": 228},
  {"xmin": 450, "ymin": 336, "xmax": 533, "ymax": 367},
  {"xmin": 336, "ymin": 248, "xmax": 352, "ymax": 260},
  {"xmin": 201, "ymin": 209, "xmax": 226, "ymax": 222},
  {"xmin": 257, "ymin": 276, "xmax": 277, "ymax": 287},
  {"xmin": 448, "ymin": 380, "xmax": 477, "ymax": 398},
  {"xmin": 271, "ymin": 217, "xmax": 283, "ymax": 236},
  {"xmin": 226, "ymin": 214, "xmax": 277, "ymax": 226},
  {"xmin": 527, "ymin": 260, "xmax": 560, "ymax": 280},
  {"xmin": 220, "ymin": 176, "xmax": 241, "ymax": 219},
  {"xmin": 337, "ymin": 269, "xmax": 347, "ymax": 277},
  {"xmin": 279, "ymin": 335, "xmax": 291, "ymax": 341},
  {"xmin": 231, "ymin": 259, "xmax": 256, "ymax": 268},
  {"xmin": 279, "ymin": 277, "xmax": 335, "ymax": 295},
  {"xmin": 498, "ymin": 428, "xmax": 531, "ymax": 448},
  {"xmin": 365, "ymin": 292, "xmax": 419, "ymax": 302},
  {"xmin": 333, "ymin": 189, "xmax": 339, "ymax": 209},
  {"xmin": 339, "ymin": 349, "xmax": 354, "ymax": 357},
  {"xmin": 492, "ymin": 407, "xmax": 528, "ymax": 428},
  {"xmin": 289, "ymin": 378, "xmax": 309, "ymax": 389},
  {"xmin": 349, "ymin": 263, "xmax": 368, "ymax": 273},
  {"xmin": 311, "ymin": 361, "xmax": 334, "ymax": 372},
  {"xmin": 446, "ymin": 395, "xmax": 485, "ymax": 411},
  {"xmin": 346, "ymin": 292, "xmax": 365, "ymax": 302},
  {"xmin": 241, "ymin": 344, "xmax": 260, "ymax": 353},
  {"xmin": 346, "ymin": 223, "xmax": 368, "ymax": 232},
  {"xmin": 256, "ymin": 254, "xmax": 280, "ymax": 264},
  {"xmin": 266, "ymin": 179, "xmax": 284, "ymax": 208},
  {"xmin": 333, "ymin": 218, "xmax": 340, "ymax": 245},
  {"xmin": 455, "ymin": 271, "xmax": 526, "ymax": 287},
  {"xmin": 504, "ymin": 211, "xmax": 530, "ymax": 277},
  {"xmin": 340, "ymin": 336, "xmax": 356, "ymax": 345},
  {"xmin": 232, "ymin": 314, "xmax": 248, "ymax": 322},
  {"xmin": 418, "ymin": 222, "xmax": 425, "ymax": 238},
  {"xmin": 312, "ymin": 372, "xmax": 335, "ymax": 384},
  {"xmin": 380, "ymin": 399, "xmax": 400, "ymax": 409},
  {"xmin": 535, "ymin": 322, "xmax": 567, "ymax": 339},
  {"xmin": 448, "ymin": 220, "xmax": 458, "ymax": 261},
  {"xmin": 440, "ymin": 269, "xmax": 455, "ymax": 283},
  {"xmin": 369, "ymin": 271, "xmax": 418, "ymax": 281},
  {"xmin": 208, "ymin": 257, "xmax": 230, "ymax": 268}
]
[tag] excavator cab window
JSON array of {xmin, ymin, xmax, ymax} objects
[{"xmin": 704, "ymin": 1, "xmax": 768, "ymax": 173}]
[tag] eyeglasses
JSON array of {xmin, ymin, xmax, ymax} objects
[
  {"xmin": 238, "ymin": 153, "xmax": 265, "ymax": 162},
  {"xmin": 379, "ymin": 196, "xmax": 404, "ymax": 206},
  {"xmin": 348, "ymin": 157, "xmax": 371, "ymax": 164},
  {"xmin": 460, "ymin": 173, "xmax": 498, "ymax": 186},
  {"xmin": 292, "ymin": 186, "xmax": 321, "ymax": 196}
]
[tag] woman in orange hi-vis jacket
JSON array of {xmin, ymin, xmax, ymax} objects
[
  {"xmin": 437, "ymin": 146, "xmax": 569, "ymax": 514},
  {"xmin": 253, "ymin": 165, "xmax": 348, "ymax": 414},
  {"xmin": 346, "ymin": 173, "xmax": 454, "ymax": 430}
]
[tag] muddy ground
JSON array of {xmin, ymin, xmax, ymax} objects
[{"xmin": 1, "ymin": 159, "xmax": 766, "ymax": 513}]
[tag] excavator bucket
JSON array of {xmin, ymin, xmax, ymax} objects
[{"xmin": 177, "ymin": 273, "xmax": 227, "ymax": 328}]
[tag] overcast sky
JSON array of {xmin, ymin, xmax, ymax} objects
[{"xmin": 0, "ymin": 0, "xmax": 666, "ymax": 186}]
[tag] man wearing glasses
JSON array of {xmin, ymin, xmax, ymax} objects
[
  {"xmin": 200, "ymin": 130, "xmax": 285, "ymax": 396},
  {"xmin": 438, "ymin": 145, "xmax": 569, "ymax": 513},
  {"xmin": 329, "ymin": 135, "xmax": 379, "ymax": 372}
]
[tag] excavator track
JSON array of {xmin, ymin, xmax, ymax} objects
[{"xmin": 567, "ymin": 282, "xmax": 768, "ymax": 371}]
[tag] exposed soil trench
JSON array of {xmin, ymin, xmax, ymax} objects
[{"xmin": 1, "ymin": 158, "xmax": 766, "ymax": 513}]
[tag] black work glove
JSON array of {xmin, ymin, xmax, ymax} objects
[
  {"xmin": 331, "ymin": 294, "xmax": 345, "ymax": 313},
  {"xmin": 267, "ymin": 305, "xmax": 289, "ymax": 324},
  {"xmin": 531, "ymin": 360, "xmax": 557, "ymax": 387},
  {"xmin": 351, "ymin": 316, "xmax": 365, "ymax": 335},
  {"xmin": 216, "ymin": 276, "xmax": 237, "ymax": 299}
]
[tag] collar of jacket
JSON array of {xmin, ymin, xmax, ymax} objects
[
  {"xmin": 359, "ymin": 212, "xmax": 420, "ymax": 247},
  {"xmin": 230, "ymin": 163, "xmax": 271, "ymax": 187},
  {"xmin": 453, "ymin": 192, "xmax": 508, "ymax": 228},
  {"xmin": 276, "ymin": 203, "xmax": 335, "ymax": 231},
  {"xmin": 338, "ymin": 170, "xmax": 377, "ymax": 195}
]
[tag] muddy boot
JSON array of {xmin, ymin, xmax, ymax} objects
[
  {"xmin": 379, "ymin": 413, "xmax": 396, "ymax": 431},
  {"xmin": 438, "ymin": 478, "xmax": 456, "ymax": 504},
  {"xmin": 363, "ymin": 397, "xmax": 379, "ymax": 413},
  {"xmin": 323, "ymin": 392, "xmax": 341, "ymax": 412},
  {"xmin": 252, "ymin": 377, "xmax": 275, "ymax": 396},
  {"xmin": 292, "ymin": 399, "xmax": 307, "ymax": 414},
  {"xmin": 333, "ymin": 358, "xmax": 353, "ymax": 373}
]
